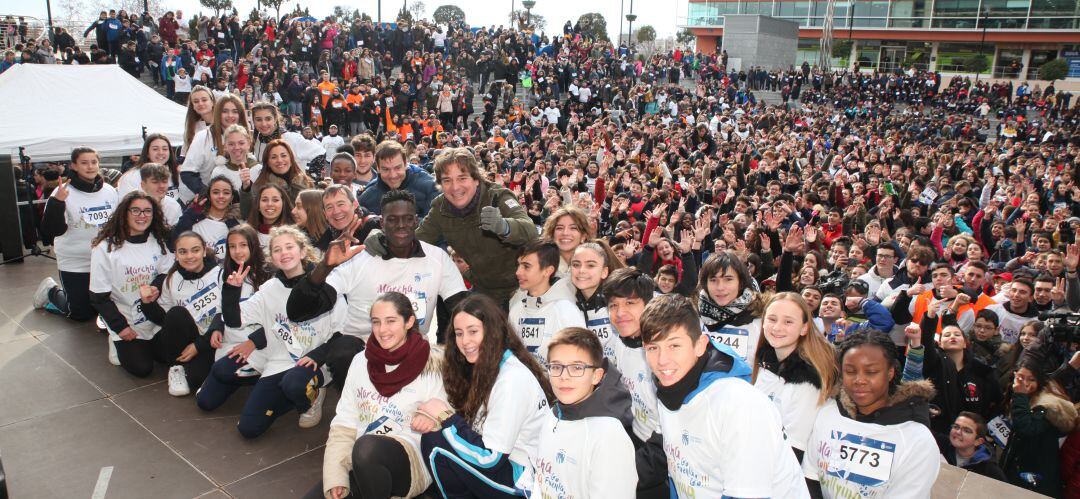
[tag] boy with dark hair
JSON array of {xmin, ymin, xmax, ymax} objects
[
  {"xmin": 639, "ymin": 294, "xmax": 809, "ymax": 498},
  {"xmin": 509, "ymin": 240, "xmax": 584, "ymax": 364},
  {"xmin": 533, "ymin": 327, "xmax": 636, "ymax": 497}
]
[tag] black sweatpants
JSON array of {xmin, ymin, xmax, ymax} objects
[
  {"xmin": 113, "ymin": 307, "xmax": 212, "ymax": 387},
  {"xmin": 301, "ymin": 435, "xmax": 412, "ymax": 499},
  {"xmin": 45, "ymin": 271, "xmax": 95, "ymax": 321},
  {"xmin": 324, "ymin": 335, "xmax": 364, "ymax": 390}
]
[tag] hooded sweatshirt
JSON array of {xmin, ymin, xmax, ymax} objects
[
  {"xmin": 533, "ymin": 360, "xmax": 636, "ymax": 498},
  {"xmin": 803, "ymin": 380, "xmax": 941, "ymax": 499},
  {"xmin": 652, "ymin": 339, "xmax": 810, "ymax": 498},
  {"xmin": 509, "ymin": 279, "xmax": 587, "ymax": 365}
]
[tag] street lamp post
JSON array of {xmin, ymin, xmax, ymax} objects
[
  {"xmin": 626, "ymin": 0, "xmax": 636, "ymax": 47},
  {"xmin": 977, "ymin": 7, "xmax": 989, "ymax": 81},
  {"xmin": 619, "ymin": 0, "xmax": 624, "ymax": 45},
  {"xmin": 45, "ymin": 0, "xmax": 54, "ymax": 44},
  {"xmin": 522, "ymin": 0, "xmax": 536, "ymax": 28}
]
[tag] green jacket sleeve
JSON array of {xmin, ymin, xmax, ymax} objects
[
  {"xmin": 492, "ymin": 188, "xmax": 537, "ymax": 246},
  {"xmin": 416, "ymin": 205, "xmax": 442, "ymax": 245}
]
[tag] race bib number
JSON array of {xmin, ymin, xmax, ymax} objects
[
  {"xmin": 518, "ymin": 317, "xmax": 545, "ymax": 353},
  {"xmin": 364, "ymin": 415, "xmax": 403, "ymax": 436},
  {"xmin": 213, "ymin": 238, "xmax": 227, "ymax": 259},
  {"xmin": 988, "ymin": 415, "xmax": 1011, "ymax": 448},
  {"xmin": 708, "ymin": 327, "xmax": 749, "ymax": 359},
  {"xmin": 828, "ymin": 433, "xmax": 896, "ymax": 487},
  {"xmin": 185, "ymin": 284, "xmax": 220, "ymax": 328},
  {"xmin": 81, "ymin": 205, "xmax": 112, "ymax": 227},
  {"xmin": 410, "ymin": 291, "xmax": 428, "ymax": 326},
  {"xmin": 586, "ymin": 317, "xmax": 611, "ymax": 340},
  {"xmin": 216, "ymin": 32, "xmax": 225, "ymax": 39}
]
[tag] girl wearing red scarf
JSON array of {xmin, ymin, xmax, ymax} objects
[{"xmin": 308, "ymin": 292, "xmax": 445, "ymax": 499}]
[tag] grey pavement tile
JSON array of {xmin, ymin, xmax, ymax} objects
[
  {"xmin": 0, "ymin": 400, "xmax": 214, "ymax": 499},
  {"xmin": 0, "ymin": 336, "xmax": 103, "ymax": 427},
  {"xmin": 35, "ymin": 321, "xmax": 166, "ymax": 396},
  {"xmin": 222, "ymin": 447, "xmax": 323, "ymax": 499}
]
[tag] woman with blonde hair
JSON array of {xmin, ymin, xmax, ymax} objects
[
  {"xmin": 181, "ymin": 85, "xmax": 215, "ymax": 157},
  {"xmin": 180, "ymin": 93, "xmax": 249, "ymax": 198},
  {"xmin": 752, "ymin": 292, "xmax": 839, "ymax": 462}
]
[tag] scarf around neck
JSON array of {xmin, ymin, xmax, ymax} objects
[
  {"xmin": 365, "ymin": 331, "xmax": 430, "ymax": 397},
  {"xmin": 698, "ymin": 287, "xmax": 754, "ymax": 328}
]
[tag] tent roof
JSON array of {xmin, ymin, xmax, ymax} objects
[{"xmin": 0, "ymin": 64, "xmax": 187, "ymax": 161}]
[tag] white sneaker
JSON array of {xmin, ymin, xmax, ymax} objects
[
  {"xmin": 108, "ymin": 339, "xmax": 120, "ymax": 366},
  {"xmin": 96, "ymin": 315, "xmax": 107, "ymax": 334},
  {"xmin": 236, "ymin": 365, "xmax": 261, "ymax": 378},
  {"xmin": 168, "ymin": 365, "xmax": 190, "ymax": 396},
  {"xmin": 33, "ymin": 277, "xmax": 56, "ymax": 309},
  {"xmin": 298, "ymin": 382, "xmax": 325, "ymax": 428}
]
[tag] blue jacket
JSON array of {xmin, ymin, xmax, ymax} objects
[
  {"xmin": 358, "ymin": 164, "xmax": 438, "ymax": 217},
  {"xmin": 105, "ymin": 18, "xmax": 122, "ymax": 41},
  {"xmin": 828, "ymin": 298, "xmax": 895, "ymax": 342}
]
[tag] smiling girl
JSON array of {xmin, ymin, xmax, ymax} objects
[
  {"xmin": 696, "ymin": 252, "xmax": 766, "ymax": 364},
  {"xmin": 173, "ymin": 175, "xmax": 241, "ymax": 261},
  {"xmin": 180, "ymin": 94, "xmax": 249, "ymax": 197},
  {"xmin": 569, "ymin": 242, "xmax": 624, "ymax": 362},
  {"xmin": 246, "ymin": 183, "xmax": 295, "ymax": 250}
]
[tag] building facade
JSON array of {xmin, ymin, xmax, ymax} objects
[{"xmin": 683, "ymin": 0, "xmax": 1080, "ymax": 80}]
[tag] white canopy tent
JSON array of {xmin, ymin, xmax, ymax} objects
[{"xmin": 0, "ymin": 64, "xmax": 187, "ymax": 162}]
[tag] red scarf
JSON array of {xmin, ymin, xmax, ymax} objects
[{"xmin": 365, "ymin": 331, "xmax": 430, "ymax": 397}]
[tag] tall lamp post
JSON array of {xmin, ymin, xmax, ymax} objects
[
  {"xmin": 619, "ymin": 0, "xmax": 624, "ymax": 45},
  {"xmin": 626, "ymin": 0, "xmax": 636, "ymax": 47},
  {"xmin": 522, "ymin": 0, "xmax": 536, "ymax": 28},
  {"xmin": 976, "ymin": 7, "xmax": 989, "ymax": 81},
  {"xmin": 44, "ymin": 0, "xmax": 55, "ymax": 43}
]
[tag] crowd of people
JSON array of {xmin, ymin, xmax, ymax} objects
[{"xmin": 7, "ymin": 4, "xmax": 1080, "ymax": 499}]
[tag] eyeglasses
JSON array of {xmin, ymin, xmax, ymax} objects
[
  {"xmin": 950, "ymin": 424, "xmax": 976, "ymax": 435},
  {"xmin": 547, "ymin": 363, "xmax": 597, "ymax": 377},
  {"xmin": 128, "ymin": 207, "xmax": 154, "ymax": 217}
]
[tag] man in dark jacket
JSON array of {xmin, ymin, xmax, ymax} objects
[
  {"xmin": 358, "ymin": 140, "xmax": 438, "ymax": 217},
  {"xmin": 943, "ymin": 412, "xmax": 1008, "ymax": 482}
]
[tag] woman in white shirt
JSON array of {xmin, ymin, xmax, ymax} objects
[
  {"xmin": 88, "ymin": 192, "xmax": 174, "ymax": 375},
  {"xmin": 416, "ymin": 294, "xmax": 553, "ymax": 497},
  {"xmin": 306, "ymin": 292, "xmax": 446, "ymax": 499},
  {"xmin": 752, "ymin": 292, "xmax": 839, "ymax": 462},
  {"xmin": 180, "ymin": 93, "xmax": 249, "ymax": 199},
  {"xmin": 117, "ymin": 133, "xmax": 182, "ymax": 201}
]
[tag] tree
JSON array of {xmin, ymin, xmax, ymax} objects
[
  {"xmin": 408, "ymin": 1, "xmax": 427, "ymax": 21},
  {"xmin": 576, "ymin": 13, "xmax": 608, "ymax": 41},
  {"xmin": 509, "ymin": 9, "xmax": 546, "ymax": 31},
  {"xmin": 963, "ymin": 55, "xmax": 989, "ymax": 75},
  {"xmin": 433, "ymin": 4, "xmax": 466, "ymax": 25},
  {"xmin": 635, "ymin": 25, "xmax": 656, "ymax": 44},
  {"xmin": 199, "ymin": 0, "xmax": 234, "ymax": 16},
  {"xmin": 675, "ymin": 28, "xmax": 695, "ymax": 46},
  {"xmin": 1039, "ymin": 58, "xmax": 1068, "ymax": 83},
  {"xmin": 397, "ymin": 5, "xmax": 413, "ymax": 24}
]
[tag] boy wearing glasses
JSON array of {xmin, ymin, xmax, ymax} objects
[
  {"xmin": 944, "ymin": 412, "xmax": 1007, "ymax": 481},
  {"xmin": 532, "ymin": 327, "xmax": 636, "ymax": 498}
]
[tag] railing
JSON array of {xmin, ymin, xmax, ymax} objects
[
  {"xmin": 0, "ymin": 15, "xmax": 47, "ymax": 51},
  {"xmin": 678, "ymin": 14, "xmax": 1080, "ymax": 30}
]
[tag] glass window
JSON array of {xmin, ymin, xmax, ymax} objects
[
  {"xmin": 937, "ymin": 42, "xmax": 993, "ymax": 72},
  {"xmin": 889, "ymin": 0, "xmax": 929, "ymax": 26},
  {"xmin": 853, "ymin": 0, "xmax": 890, "ymax": 26},
  {"xmin": 933, "ymin": 0, "xmax": 980, "ymax": 26},
  {"xmin": 1028, "ymin": 0, "xmax": 1080, "ymax": 28}
]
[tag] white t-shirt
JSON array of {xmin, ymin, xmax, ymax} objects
[
  {"xmin": 579, "ymin": 297, "xmax": 620, "ymax": 363},
  {"xmin": 321, "ymin": 135, "xmax": 345, "ymax": 163},
  {"xmin": 659, "ymin": 376, "xmax": 810, "ymax": 498},
  {"xmin": 612, "ymin": 338, "xmax": 660, "ymax": 442},
  {"xmin": 89, "ymin": 236, "xmax": 174, "ymax": 340},
  {"xmin": 754, "ymin": 368, "xmax": 824, "ymax": 452},
  {"xmin": 215, "ymin": 268, "xmax": 262, "ymax": 366},
  {"xmin": 802, "ymin": 400, "xmax": 940, "ymax": 499},
  {"xmin": 236, "ymin": 276, "xmax": 345, "ymax": 377},
  {"xmin": 324, "ymin": 241, "xmax": 467, "ymax": 340},
  {"xmin": 703, "ymin": 318, "xmax": 762, "ymax": 364},
  {"xmin": 509, "ymin": 283, "xmax": 586, "ymax": 365},
  {"xmin": 465, "ymin": 352, "xmax": 548, "ymax": 468},
  {"xmin": 157, "ymin": 265, "xmax": 221, "ymax": 333},
  {"xmin": 116, "ymin": 169, "xmax": 181, "ymax": 201},
  {"xmin": 191, "ymin": 216, "xmax": 231, "ymax": 261},
  {"xmin": 52, "ymin": 183, "xmax": 118, "ymax": 272},
  {"xmin": 179, "ymin": 128, "xmax": 218, "ymax": 196},
  {"xmin": 331, "ymin": 352, "xmax": 447, "ymax": 454},
  {"xmin": 160, "ymin": 196, "xmax": 182, "ymax": 227},
  {"xmin": 532, "ymin": 411, "xmax": 636, "ymax": 498}
]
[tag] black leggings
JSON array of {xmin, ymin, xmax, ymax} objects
[
  {"xmin": 302, "ymin": 435, "xmax": 412, "ymax": 499},
  {"xmin": 113, "ymin": 307, "xmax": 212, "ymax": 387},
  {"xmin": 46, "ymin": 271, "xmax": 95, "ymax": 321}
]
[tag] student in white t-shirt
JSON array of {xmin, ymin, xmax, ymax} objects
[
  {"xmin": 803, "ymin": 331, "xmax": 940, "ymax": 498},
  {"xmin": 173, "ymin": 176, "xmax": 241, "ymax": 261},
  {"xmin": 697, "ymin": 252, "xmax": 765, "ymax": 364},
  {"xmin": 34, "ymin": 147, "xmax": 118, "ymax": 323},
  {"xmin": 416, "ymin": 294, "xmax": 552, "ymax": 497},
  {"xmin": 246, "ymin": 183, "xmax": 295, "ymax": 250},
  {"xmin": 212, "ymin": 224, "xmax": 270, "ymax": 371},
  {"xmin": 752, "ymin": 292, "xmax": 839, "ymax": 462},
  {"xmin": 533, "ymin": 327, "xmax": 636, "ymax": 498},
  {"xmin": 569, "ymin": 242, "xmax": 622, "ymax": 362},
  {"xmin": 179, "ymin": 94, "xmax": 249, "ymax": 198},
  {"xmin": 287, "ymin": 189, "xmax": 468, "ymax": 388},
  {"xmin": 639, "ymin": 294, "xmax": 810, "ymax": 498},
  {"xmin": 138, "ymin": 164, "xmax": 182, "ymax": 227},
  {"xmin": 198, "ymin": 226, "xmax": 343, "ymax": 438},
  {"xmin": 509, "ymin": 240, "xmax": 586, "ymax": 364},
  {"xmin": 306, "ymin": 292, "xmax": 446, "ymax": 499},
  {"xmin": 88, "ymin": 192, "xmax": 175, "ymax": 374},
  {"xmin": 321, "ymin": 125, "xmax": 345, "ymax": 163},
  {"xmin": 117, "ymin": 134, "xmax": 182, "ymax": 201}
]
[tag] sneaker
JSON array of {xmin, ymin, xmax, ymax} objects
[
  {"xmin": 108, "ymin": 339, "xmax": 120, "ymax": 366},
  {"xmin": 96, "ymin": 315, "xmax": 108, "ymax": 334},
  {"xmin": 33, "ymin": 277, "xmax": 56, "ymax": 309},
  {"xmin": 298, "ymin": 381, "xmax": 325, "ymax": 428},
  {"xmin": 168, "ymin": 365, "xmax": 190, "ymax": 396},
  {"xmin": 235, "ymin": 365, "xmax": 261, "ymax": 378}
]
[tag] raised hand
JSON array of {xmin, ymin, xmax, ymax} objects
[
  {"xmin": 226, "ymin": 263, "xmax": 251, "ymax": 287},
  {"xmin": 53, "ymin": 177, "xmax": 70, "ymax": 202},
  {"xmin": 1051, "ymin": 277, "xmax": 1066, "ymax": 304},
  {"xmin": 907, "ymin": 276, "xmax": 927, "ymax": 297},
  {"xmin": 904, "ymin": 322, "xmax": 922, "ymax": 348},
  {"xmin": 647, "ymin": 226, "xmax": 663, "ymax": 248},
  {"xmin": 783, "ymin": 225, "xmax": 805, "ymax": 253},
  {"xmin": 1066, "ymin": 243, "xmax": 1079, "ymax": 272},
  {"xmin": 678, "ymin": 230, "xmax": 694, "ymax": 254},
  {"xmin": 239, "ymin": 166, "xmax": 252, "ymax": 188},
  {"xmin": 325, "ymin": 218, "xmax": 364, "ymax": 268},
  {"xmin": 759, "ymin": 232, "xmax": 772, "ymax": 253},
  {"xmin": 138, "ymin": 283, "xmax": 160, "ymax": 304},
  {"xmin": 693, "ymin": 216, "xmax": 709, "ymax": 241}
]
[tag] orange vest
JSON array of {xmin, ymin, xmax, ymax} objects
[{"xmin": 912, "ymin": 288, "xmax": 974, "ymax": 340}]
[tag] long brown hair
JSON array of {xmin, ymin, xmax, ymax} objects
[
  {"xmin": 184, "ymin": 85, "xmax": 215, "ymax": 148},
  {"xmin": 137, "ymin": 133, "xmax": 180, "ymax": 187},
  {"xmin": 91, "ymin": 191, "xmax": 171, "ymax": 253},
  {"xmin": 752, "ymin": 292, "xmax": 838, "ymax": 405},
  {"xmin": 246, "ymin": 183, "xmax": 295, "ymax": 228},
  {"xmin": 255, "ymin": 139, "xmax": 314, "ymax": 190},
  {"xmin": 225, "ymin": 223, "xmax": 270, "ymax": 289},
  {"xmin": 295, "ymin": 189, "xmax": 328, "ymax": 240},
  {"xmin": 210, "ymin": 94, "xmax": 249, "ymax": 152},
  {"xmin": 443, "ymin": 294, "xmax": 553, "ymax": 426}
]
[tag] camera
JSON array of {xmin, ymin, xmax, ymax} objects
[
  {"xmin": 1038, "ymin": 311, "xmax": 1080, "ymax": 345},
  {"xmin": 817, "ymin": 271, "xmax": 850, "ymax": 296}
]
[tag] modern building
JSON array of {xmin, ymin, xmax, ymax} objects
[{"xmin": 682, "ymin": 0, "xmax": 1080, "ymax": 80}]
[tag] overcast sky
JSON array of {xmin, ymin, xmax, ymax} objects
[{"xmin": 8, "ymin": 0, "xmax": 687, "ymax": 39}]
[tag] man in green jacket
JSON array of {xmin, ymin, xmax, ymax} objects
[{"xmin": 367, "ymin": 147, "xmax": 537, "ymax": 307}]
